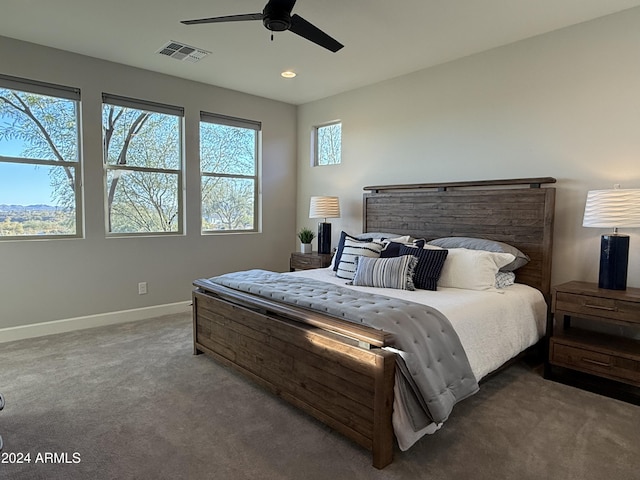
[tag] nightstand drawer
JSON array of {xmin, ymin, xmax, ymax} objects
[
  {"xmin": 555, "ymin": 292, "xmax": 640, "ymax": 325},
  {"xmin": 550, "ymin": 339, "xmax": 640, "ymax": 387},
  {"xmin": 291, "ymin": 255, "xmax": 320, "ymax": 268},
  {"xmin": 290, "ymin": 252, "xmax": 332, "ymax": 271}
]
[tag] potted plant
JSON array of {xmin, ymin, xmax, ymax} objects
[{"xmin": 297, "ymin": 227, "xmax": 315, "ymax": 253}]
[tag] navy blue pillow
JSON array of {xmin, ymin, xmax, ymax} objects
[
  {"xmin": 413, "ymin": 239, "xmax": 426, "ymax": 248},
  {"xmin": 380, "ymin": 241, "xmax": 404, "ymax": 258},
  {"xmin": 380, "ymin": 239, "xmax": 426, "ymax": 258},
  {"xmin": 400, "ymin": 245, "xmax": 448, "ymax": 290},
  {"xmin": 333, "ymin": 231, "xmax": 373, "ymax": 271}
]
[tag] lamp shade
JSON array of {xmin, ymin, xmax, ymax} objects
[
  {"xmin": 309, "ymin": 196, "xmax": 341, "ymax": 219},
  {"xmin": 582, "ymin": 186, "xmax": 640, "ymax": 290},
  {"xmin": 583, "ymin": 188, "xmax": 640, "ymax": 228}
]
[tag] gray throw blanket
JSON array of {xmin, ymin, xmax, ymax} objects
[{"xmin": 208, "ymin": 269, "xmax": 479, "ymax": 428}]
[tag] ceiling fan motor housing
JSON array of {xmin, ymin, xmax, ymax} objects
[{"xmin": 262, "ymin": 4, "xmax": 291, "ymax": 31}]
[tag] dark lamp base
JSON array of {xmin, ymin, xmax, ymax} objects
[
  {"xmin": 318, "ymin": 222, "xmax": 332, "ymax": 254},
  {"xmin": 598, "ymin": 234, "xmax": 629, "ymax": 290}
]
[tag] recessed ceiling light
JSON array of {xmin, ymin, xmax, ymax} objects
[{"xmin": 281, "ymin": 70, "xmax": 297, "ymax": 78}]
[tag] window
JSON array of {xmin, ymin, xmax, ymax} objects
[
  {"xmin": 0, "ymin": 74, "xmax": 82, "ymax": 239},
  {"xmin": 200, "ymin": 112, "xmax": 260, "ymax": 233},
  {"xmin": 313, "ymin": 121, "xmax": 341, "ymax": 166},
  {"xmin": 102, "ymin": 94, "xmax": 184, "ymax": 235}
]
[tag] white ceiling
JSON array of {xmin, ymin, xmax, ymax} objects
[{"xmin": 2, "ymin": 0, "xmax": 640, "ymax": 105}]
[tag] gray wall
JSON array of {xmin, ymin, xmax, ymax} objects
[
  {"xmin": 296, "ymin": 8, "xmax": 640, "ymax": 289},
  {"xmin": 5, "ymin": 7, "xmax": 640, "ymax": 332},
  {"xmin": 0, "ymin": 36, "xmax": 297, "ymax": 329}
]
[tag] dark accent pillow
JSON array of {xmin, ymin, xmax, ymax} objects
[
  {"xmin": 400, "ymin": 245, "xmax": 448, "ymax": 290},
  {"xmin": 413, "ymin": 239, "xmax": 426, "ymax": 249},
  {"xmin": 333, "ymin": 231, "xmax": 373, "ymax": 272},
  {"xmin": 380, "ymin": 241, "xmax": 404, "ymax": 258},
  {"xmin": 380, "ymin": 239, "xmax": 426, "ymax": 258}
]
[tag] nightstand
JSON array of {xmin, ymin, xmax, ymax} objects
[
  {"xmin": 290, "ymin": 251, "xmax": 332, "ymax": 271},
  {"xmin": 546, "ymin": 281, "xmax": 640, "ymax": 404}
]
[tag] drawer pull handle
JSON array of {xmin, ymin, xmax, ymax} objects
[
  {"xmin": 581, "ymin": 357, "xmax": 611, "ymax": 368},
  {"xmin": 582, "ymin": 303, "xmax": 617, "ymax": 312}
]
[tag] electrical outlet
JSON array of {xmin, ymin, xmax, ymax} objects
[{"xmin": 138, "ymin": 282, "xmax": 148, "ymax": 295}]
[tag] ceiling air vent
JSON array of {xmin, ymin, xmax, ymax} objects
[{"xmin": 156, "ymin": 41, "xmax": 210, "ymax": 63}]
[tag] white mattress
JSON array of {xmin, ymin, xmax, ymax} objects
[{"xmin": 288, "ymin": 267, "xmax": 547, "ymax": 449}]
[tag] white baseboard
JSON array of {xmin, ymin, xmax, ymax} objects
[{"xmin": 0, "ymin": 301, "xmax": 192, "ymax": 344}]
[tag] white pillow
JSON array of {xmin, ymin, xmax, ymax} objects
[
  {"xmin": 385, "ymin": 235, "xmax": 412, "ymax": 244},
  {"xmin": 438, "ymin": 248, "xmax": 515, "ymax": 291}
]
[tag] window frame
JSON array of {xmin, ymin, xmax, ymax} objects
[
  {"xmin": 312, "ymin": 120, "xmax": 342, "ymax": 166},
  {"xmin": 0, "ymin": 74, "xmax": 83, "ymax": 240},
  {"xmin": 199, "ymin": 111, "xmax": 261, "ymax": 234},
  {"xmin": 102, "ymin": 93, "xmax": 185, "ymax": 237}
]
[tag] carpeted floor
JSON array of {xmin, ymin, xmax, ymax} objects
[{"xmin": 0, "ymin": 313, "xmax": 638, "ymax": 480}]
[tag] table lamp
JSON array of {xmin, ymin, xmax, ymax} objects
[
  {"xmin": 582, "ymin": 185, "xmax": 640, "ymax": 290},
  {"xmin": 309, "ymin": 196, "xmax": 340, "ymax": 254}
]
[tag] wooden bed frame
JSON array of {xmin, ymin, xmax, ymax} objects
[{"xmin": 192, "ymin": 177, "xmax": 556, "ymax": 469}]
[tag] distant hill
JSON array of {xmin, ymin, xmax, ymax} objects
[
  {"xmin": 0, "ymin": 204, "xmax": 60, "ymax": 212},
  {"xmin": 0, "ymin": 203, "xmax": 74, "ymax": 236}
]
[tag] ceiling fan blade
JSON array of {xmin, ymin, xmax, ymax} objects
[
  {"xmin": 289, "ymin": 14, "xmax": 343, "ymax": 52},
  {"xmin": 268, "ymin": 0, "xmax": 297, "ymax": 15},
  {"xmin": 181, "ymin": 13, "xmax": 263, "ymax": 26}
]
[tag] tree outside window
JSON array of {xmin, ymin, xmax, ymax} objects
[
  {"xmin": 200, "ymin": 113, "xmax": 260, "ymax": 233},
  {"xmin": 313, "ymin": 121, "xmax": 341, "ymax": 166},
  {"xmin": 102, "ymin": 94, "xmax": 183, "ymax": 235},
  {"xmin": 0, "ymin": 75, "xmax": 81, "ymax": 238}
]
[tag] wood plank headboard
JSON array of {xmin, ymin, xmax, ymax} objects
[{"xmin": 362, "ymin": 177, "xmax": 556, "ymax": 300}]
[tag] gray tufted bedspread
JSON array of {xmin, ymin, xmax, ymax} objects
[{"xmin": 208, "ymin": 269, "xmax": 479, "ymax": 427}]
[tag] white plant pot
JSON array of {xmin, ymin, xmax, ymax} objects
[{"xmin": 300, "ymin": 243, "xmax": 312, "ymax": 253}]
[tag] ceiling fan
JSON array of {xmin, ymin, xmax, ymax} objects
[{"xmin": 181, "ymin": 0, "xmax": 344, "ymax": 53}]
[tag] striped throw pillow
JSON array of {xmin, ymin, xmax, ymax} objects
[
  {"xmin": 336, "ymin": 238, "xmax": 384, "ymax": 280},
  {"xmin": 399, "ymin": 245, "xmax": 448, "ymax": 290},
  {"xmin": 333, "ymin": 231, "xmax": 372, "ymax": 272},
  {"xmin": 350, "ymin": 255, "xmax": 418, "ymax": 290}
]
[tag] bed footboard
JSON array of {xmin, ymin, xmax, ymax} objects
[{"xmin": 192, "ymin": 287, "xmax": 396, "ymax": 469}]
